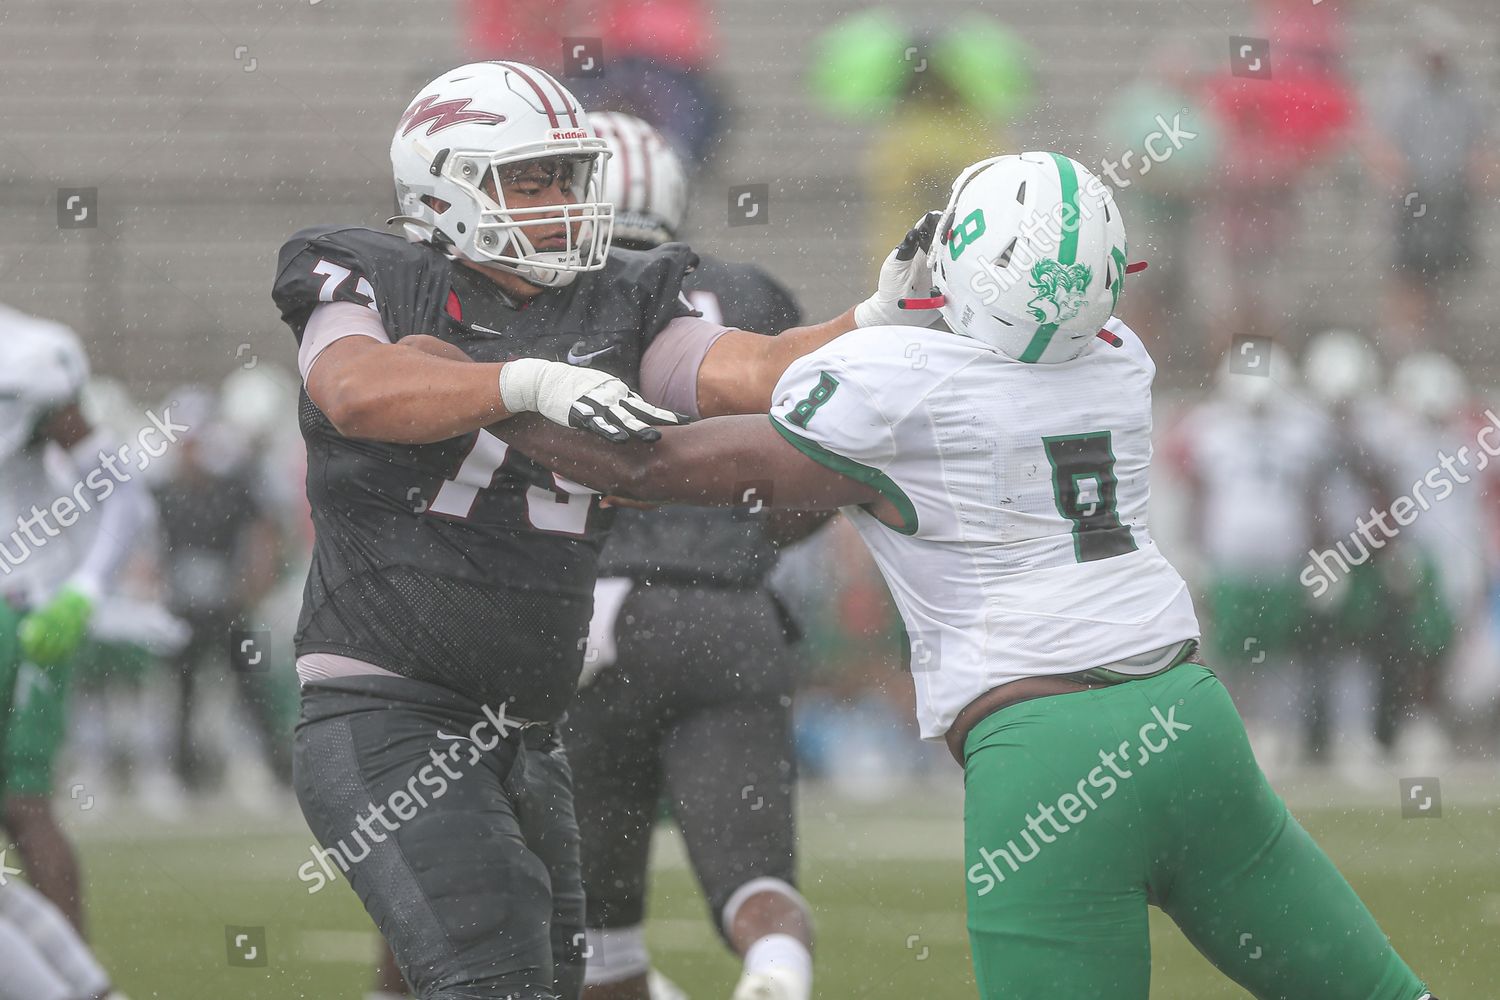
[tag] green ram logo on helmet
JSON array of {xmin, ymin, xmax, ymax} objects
[{"xmin": 1026, "ymin": 258, "xmax": 1093, "ymax": 326}]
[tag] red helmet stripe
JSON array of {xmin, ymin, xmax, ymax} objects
[
  {"xmin": 594, "ymin": 117, "xmax": 630, "ymax": 207},
  {"xmin": 497, "ymin": 62, "xmax": 560, "ymax": 128},
  {"xmin": 615, "ymin": 123, "xmax": 633, "ymax": 209},
  {"xmin": 640, "ymin": 127, "xmax": 655, "ymax": 217},
  {"xmin": 537, "ymin": 69, "xmax": 580, "ymax": 127}
]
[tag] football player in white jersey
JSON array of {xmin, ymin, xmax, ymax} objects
[
  {"xmin": 0, "ymin": 304, "xmax": 144, "ymax": 998},
  {"xmin": 1172, "ymin": 349, "xmax": 1336, "ymax": 763},
  {"xmin": 494, "ymin": 153, "xmax": 1437, "ymax": 999}
]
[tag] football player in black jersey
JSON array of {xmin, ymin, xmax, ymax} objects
[
  {"xmin": 556, "ymin": 112, "xmax": 827, "ymax": 1000},
  {"xmin": 274, "ymin": 62, "xmax": 935, "ymax": 1000}
]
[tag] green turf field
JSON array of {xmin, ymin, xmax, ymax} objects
[{"xmin": 69, "ymin": 779, "xmax": 1499, "ymax": 998}]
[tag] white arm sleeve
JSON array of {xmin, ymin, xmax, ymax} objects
[
  {"xmin": 60, "ymin": 429, "xmax": 155, "ymax": 601},
  {"xmin": 299, "ymin": 301, "xmax": 392, "ymax": 382},
  {"xmin": 637, "ymin": 315, "xmax": 734, "ymax": 418}
]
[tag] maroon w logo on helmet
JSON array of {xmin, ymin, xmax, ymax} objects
[{"xmin": 399, "ymin": 96, "xmax": 506, "ymax": 137}]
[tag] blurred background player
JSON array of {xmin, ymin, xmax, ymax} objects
[
  {"xmin": 0, "ymin": 303, "xmax": 150, "ymax": 993},
  {"xmin": 1363, "ymin": 9, "xmax": 1492, "ymax": 351},
  {"xmin": 1378, "ymin": 352, "xmax": 1481, "ymax": 763},
  {"xmin": 462, "ymin": 0, "xmax": 728, "ymax": 168},
  {"xmin": 1299, "ymin": 329, "xmax": 1427, "ymax": 772},
  {"xmin": 573, "ymin": 112, "xmax": 822, "ymax": 1000},
  {"xmin": 1092, "ymin": 39, "xmax": 1220, "ymax": 368},
  {"xmin": 1171, "ymin": 345, "xmax": 1333, "ymax": 768},
  {"xmin": 1199, "ymin": 1, "xmax": 1354, "ymax": 347},
  {"xmin": 51, "ymin": 375, "xmax": 190, "ymax": 820},
  {"xmin": 151, "ymin": 386, "xmax": 289, "ymax": 795},
  {"xmin": 807, "ymin": 8, "xmax": 1032, "ymax": 264}
]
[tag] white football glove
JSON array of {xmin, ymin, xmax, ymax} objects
[
  {"xmin": 853, "ymin": 211, "xmax": 945, "ymax": 329},
  {"xmin": 498, "ymin": 358, "xmax": 686, "ymax": 442}
]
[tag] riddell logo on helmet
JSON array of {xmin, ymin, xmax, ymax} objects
[
  {"xmin": 550, "ymin": 128, "xmax": 589, "ymax": 141},
  {"xmin": 399, "ymin": 96, "xmax": 507, "ymax": 137}
]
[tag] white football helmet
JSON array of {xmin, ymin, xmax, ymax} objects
[
  {"xmin": 930, "ymin": 152, "xmax": 1128, "ymax": 364},
  {"xmin": 1391, "ymin": 351, "xmax": 1467, "ymax": 422},
  {"xmin": 1302, "ymin": 329, "xmax": 1381, "ymax": 406},
  {"xmin": 389, "ymin": 61, "xmax": 614, "ymax": 288},
  {"xmin": 221, "ymin": 364, "xmax": 298, "ymax": 442},
  {"xmin": 0, "ymin": 303, "xmax": 88, "ymax": 408},
  {"xmin": 1214, "ymin": 342, "xmax": 1297, "ymax": 407},
  {"xmin": 587, "ymin": 112, "xmax": 689, "ymax": 249},
  {"xmin": 0, "ymin": 303, "xmax": 89, "ymax": 459}
]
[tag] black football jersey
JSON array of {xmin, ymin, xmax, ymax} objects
[
  {"xmin": 272, "ymin": 225, "xmax": 695, "ymax": 719},
  {"xmin": 597, "ymin": 253, "xmax": 804, "ymax": 588}
]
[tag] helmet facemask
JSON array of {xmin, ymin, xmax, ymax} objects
[{"xmin": 400, "ymin": 140, "xmax": 614, "ymax": 288}]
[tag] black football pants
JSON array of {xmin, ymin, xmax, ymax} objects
[
  {"xmin": 564, "ymin": 583, "xmax": 798, "ymax": 943},
  {"xmin": 294, "ymin": 673, "xmax": 584, "ymax": 1000}
]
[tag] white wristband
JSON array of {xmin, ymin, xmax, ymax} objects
[
  {"xmin": 498, "ymin": 357, "xmax": 549, "ymax": 415},
  {"xmin": 853, "ymin": 297, "xmax": 891, "ymax": 329}
]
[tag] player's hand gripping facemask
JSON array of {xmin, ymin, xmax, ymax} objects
[{"xmin": 853, "ymin": 211, "xmax": 945, "ymax": 329}]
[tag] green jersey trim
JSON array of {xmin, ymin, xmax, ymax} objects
[{"xmin": 769, "ymin": 415, "xmax": 919, "ymax": 535}]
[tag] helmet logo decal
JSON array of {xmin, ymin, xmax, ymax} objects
[
  {"xmin": 948, "ymin": 208, "xmax": 987, "ymax": 260},
  {"xmin": 399, "ymin": 96, "xmax": 506, "ymax": 137},
  {"xmin": 1026, "ymin": 258, "xmax": 1093, "ymax": 326}
]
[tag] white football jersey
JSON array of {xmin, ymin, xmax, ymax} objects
[
  {"xmin": 1178, "ymin": 394, "xmax": 1334, "ymax": 573},
  {"xmin": 768, "ymin": 318, "xmax": 1200, "ymax": 740}
]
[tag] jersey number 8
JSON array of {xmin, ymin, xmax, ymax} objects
[{"xmin": 1042, "ymin": 431, "xmax": 1138, "ymax": 563}]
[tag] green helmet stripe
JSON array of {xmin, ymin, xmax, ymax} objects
[
  {"xmin": 1017, "ymin": 152, "xmax": 1082, "ymax": 364},
  {"xmin": 1109, "ymin": 245, "xmax": 1127, "ymax": 312}
]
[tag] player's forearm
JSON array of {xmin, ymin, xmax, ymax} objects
[
  {"xmin": 767, "ymin": 307, "xmax": 858, "ymax": 379},
  {"xmin": 312, "ymin": 341, "xmax": 512, "ymax": 444},
  {"xmin": 696, "ymin": 307, "xmax": 858, "ymax": 417},
  {"xmin": 503, "ymin": 413, "xmax": 878, "ymax": 512},
  {"xmin": 501, "ymin": 414, "xmax": 754, "ymax": 505}
]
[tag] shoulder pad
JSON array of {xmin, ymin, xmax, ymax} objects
[
  {"xmin": 604, "ymin": 241, "xmax": 699, "ymax": 287},
  {"xmin": 583, "ymin": 242, "xmax": 700, "ymax": 344},
  {"xmin": 272, "ymin": 225, "xmax": 449, "ymax": 342}
]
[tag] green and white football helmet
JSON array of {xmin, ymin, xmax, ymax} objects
[{"xmin": 930, "ymin": 152, "xmax": 1128, "ymax": 364}]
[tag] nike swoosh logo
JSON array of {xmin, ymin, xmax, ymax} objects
[
  {"xmin": 469, "ymin": 322, "xmax": 505, "ymax": 336},
  {"xmin": 435, "ymin": 731, "xmax": 471, "ymax": 743},
  {"xmin": 566, "ymin": 342, "xmax": 620, "ymax": 366}
]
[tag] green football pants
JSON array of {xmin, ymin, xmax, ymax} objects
[
  {"xmin": 962, "ymin": 662, "xmax": 1429, "ymax": 1000},
  {"xmin": 0, "ymin": 599, "xmax": 72, "ymax": 799}
]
